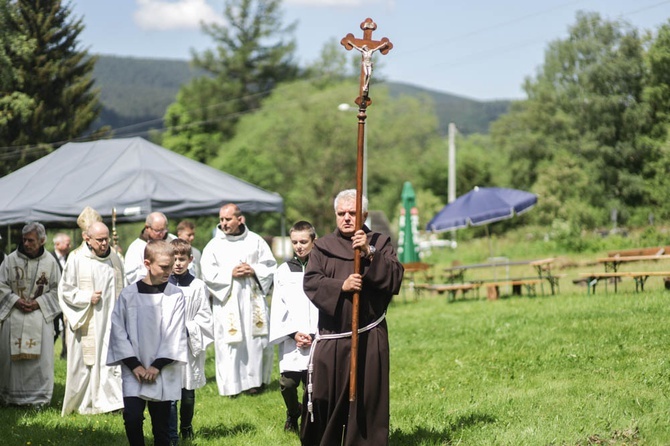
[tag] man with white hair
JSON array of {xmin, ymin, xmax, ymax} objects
[
  {"xmin": 124, "ymin": 212, "xmax": 169, "ymax": 284},
  {"xmin": 51, "ymin": 232, "xmax": 71, "ymax": 359},
  {"xmin": 59, "ymin": 221, "xmax": 125, "ymax": 415},
  {"xmin": 0, "ymin": 222, "xmax": 61, "ymax": 407},
  {"xmin": 301, "ymin": 190, "xmax": 403, "ymax": 446}
]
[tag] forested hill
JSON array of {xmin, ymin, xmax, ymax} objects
[{"xmin": 92, "ymin": 54, "xmax": 511, "ymax": 137}]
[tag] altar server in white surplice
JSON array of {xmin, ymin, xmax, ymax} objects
[
  {"xmin": 59, "ymin": 221, "xmax": 126, "ymax": 416},
  {"xmin": 201, "ymin": 203, "xmax": 276, "ymax": 397},
  {"xmin": 107, "ymin": 240, "xmax": 187, "ymax": 446},
  {"xmin": 0, "ymin": 222, "xmax": 61, "ymax": 407},
  {"xmin": 269, "ymin": 221, "xmax": 319, "ymax": 432},
  {"xmin": 167, "ymin": 238, "xmax": 214, "ymax": 442}
]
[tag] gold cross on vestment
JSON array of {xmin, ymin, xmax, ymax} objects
[
  {"xmin": 26, "ymin": 339, "xmax": 37, "ymax": 348},
  {"xmin": 14, "ymin": 338, "xmax": 21, "ymax": 348},
  {"xmin": 340, "ymin": 18, "xmax": 393, "ymax": 105}
]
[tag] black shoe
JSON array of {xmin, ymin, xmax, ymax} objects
[
  {"xmin": 181, "ymin": 426, "xmax": 194, "ymax": 440},
  {"xmin": 245, "ymin": 384, "xmax": 265, "ymax": 395},
  {"xmin": 284, "ymin": 404, "xmax": 301, "ymax": 432},
  {"xmin": 284, "ymin": 414, "xmax": 299, "ymax": 432}
]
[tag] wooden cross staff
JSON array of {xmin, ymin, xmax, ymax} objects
[{"xmin": 340, "ymin": 18, "xmax": 393, "ymax": 403}]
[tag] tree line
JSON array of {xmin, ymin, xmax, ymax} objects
[{"xmin": 2, "ymin": 0, "xmax": 670, "ymax": 240}]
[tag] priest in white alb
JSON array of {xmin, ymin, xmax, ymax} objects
[
  {"xmin": 0, "ymin": 222, "xmax": 61, "ymax": 407},
  {"xmin": 124, "ymin": 212, "xmax": 169, "ymax": 284},
  {"xmin": 59, "ymin": 220, "xmax": 126, "ymax": 415},
  {"xmin": 201, "ymin": 203, "xmax": 276, "ymax": 396}
]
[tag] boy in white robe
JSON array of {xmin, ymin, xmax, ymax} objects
[
  {"xmin": 107, "ymin": 240, "xmax": 187, "ymax": 446},
  {"xmin": 167, "ymin": 239, "xmax": 213, "ymax": 442},
  {"xmin": 269, "ymin": 221, "xmax": 319, "ymax": 432}
]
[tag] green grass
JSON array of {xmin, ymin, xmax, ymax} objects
[
  {"xmin": 3, "ymin": 289, "xmax": 670, "ymax": 445},
  {"xmin": 4, "ymin": 229, "xmax": 670, "ymax": 445}
]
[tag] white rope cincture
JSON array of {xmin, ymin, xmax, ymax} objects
[{"xmin": 306, "ymin": 312, "xmax": 386, "ymax": 422}]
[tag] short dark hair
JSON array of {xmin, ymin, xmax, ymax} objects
[
  {"xmin": 177, "ymin": 220, "xmax": 195, "ymax": 232},
  {"xmin": 170, "ymin": 238, "xmax": 192, "ymax": 257},
  {"xmin": 290, "ymin": 221, "xmax": 316, "ymax": 240}
]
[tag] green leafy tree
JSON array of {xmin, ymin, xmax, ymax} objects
[
  {"xmin": 0, "ymin": 0, "xmax": 101, "ymax": 176},
  {"xmin": 644, "ymin": 21, "xmax": 670, "ymax": 139},
  {"xmin": 161, "ymin": 0, "xmax": 299, "ymax": 162},
  {"xmin": 0, "ymin": 1, "xmax": 34, "ymax": 165},
  {"xmin": 210, "ymin": 80, "xmax": 443, "ymax": 235},
  {"xmin": 491, "ymin": 11, "xmax": 656, "ymax": 227},
  {"xmin": 640, "ymin": 21, "xmax": 670, "ymax": 224},
  {"xmin": 303, "ymin": 39, "xmax": 353, "ymax": 89}
]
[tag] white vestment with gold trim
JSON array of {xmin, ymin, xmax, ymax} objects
[
  {"xmin": 59, "ymin": 242, "xmax": 126, "ymax": 415},
  {"xmin": 0, "ymin": 248, "xmax": 61, "ymax": 406},
  {"xmin": 201, "ymin": 225, "xmax": 276, "ymax": 396}
]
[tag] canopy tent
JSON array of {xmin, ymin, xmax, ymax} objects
[{"xmin": 0, "ymin": 137, "xmax": 283, "ymax": 226}]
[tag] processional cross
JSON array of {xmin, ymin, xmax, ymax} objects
[{"xmin": 340, "ymin": 18, "xmax": 392, "ymax": 402}]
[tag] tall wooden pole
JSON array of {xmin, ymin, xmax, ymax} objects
[
  {"xmin": 112, "ymin": 207, "xmax": 118, "ymax": 249},
  {"xmin": 340, "ymin": 18, "xmax": 392, "ymax": 402}
]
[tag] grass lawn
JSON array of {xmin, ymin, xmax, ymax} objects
[{"xmin": 2, "ymin": 286, "xmax": 670, "ymax": 445}]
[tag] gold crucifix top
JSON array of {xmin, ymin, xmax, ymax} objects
[{"xmin": 341, "ymin": 18, "xmax": 393, "ymax": 105}]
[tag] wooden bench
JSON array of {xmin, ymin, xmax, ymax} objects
[
  {"xmin": 417, "ymin": 282, "xmax": 481, "ymax": 302},
  {"xmin": 607, "ymin": 247, "xmax": 669, "ymax": 257},
  {"xmin": 484, "ymin": 279, "xmax": 543, "ymax": 299},
  {"xmin": 579, "ymin": 271, "xmax": 670, "ymax": 294}
]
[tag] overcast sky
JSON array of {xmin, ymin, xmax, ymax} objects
[{"xmin": 72, "ymin": 0, "xmax": 670, "ymax": 100}]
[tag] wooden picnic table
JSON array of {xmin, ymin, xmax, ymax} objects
[
  {"xmin": 579, "ymin": 271, "xmax": 670, "ymax": 294},
  {"xmin": 401, "ymin": 262, "xmax": 432, "ymax": 299},
  {"xmin": 442, "ymin": 259, "xmax": 530, "ymax": 282},
  {"xmin": 529, "ymin": 258, "xmax": 559, "ymax": 295},
  {"xmin": 597, "ymin": 255, "xmax": 670, "ymax": 273},
  {"xmin": 580, "ymin": 254, "xmax": 670, "ymax": 293},
  {"xmin": 441, "ymin": 257, "xmax": 561, "ymax": 295}
]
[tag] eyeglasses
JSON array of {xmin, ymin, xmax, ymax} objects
[
  {"xmin": 91, "ymin": 237, "xmax": 110, "ymax": 243},
  {"xmin": 148, "ymin": 227, "xmax": 167, "ymax": 234}
]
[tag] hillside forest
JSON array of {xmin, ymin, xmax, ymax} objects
[{"xmin": 2, "ymin": 0, "xmax": 670, "ymax": 244}]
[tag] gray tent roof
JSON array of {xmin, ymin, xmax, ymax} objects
[{"xmin": 0, "ymin": 137, "xmax": 283, "ymax": 225}]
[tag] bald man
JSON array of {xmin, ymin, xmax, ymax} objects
[
  {"xmin": 124, "ymin": 212, "xmax": 169, "ymax": 284},
  {"xmin": 59, "ymin": 221, "xmax": 125, "ymax": 415}
]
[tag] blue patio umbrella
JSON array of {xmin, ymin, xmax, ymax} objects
[{"xmin": 426, "ymin": 186, "xmax": 537, "ymax": 255}]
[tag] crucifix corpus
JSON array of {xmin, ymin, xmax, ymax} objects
[{"xmin": 340, "ymin": 18, "xmax": 393, "ymax": 403}]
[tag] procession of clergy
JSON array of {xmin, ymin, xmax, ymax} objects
[
  {"xmin": 0, "ymin": 204, "xmax": 277, "ymax": 411},
  {"xmin": 0, "ymin": 191, "xmax": 403, "ymax": 446}
]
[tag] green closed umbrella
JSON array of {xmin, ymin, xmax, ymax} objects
[{"xmin": 398, "ymin": 181, "xmax": 420, "ymax": 263}]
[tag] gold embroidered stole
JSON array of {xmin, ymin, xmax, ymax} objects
[{"xmin": 9, "ymin": 262, "xmax": 44, "ymax": 360}]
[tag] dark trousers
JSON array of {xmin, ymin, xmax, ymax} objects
[
  {"xmin": 123, "ymin": 397, "xmax": 171, "ymax": 446},
  {"xmin": 168, "ymin": 388, "xmax": 195, "ymax": 441},
  {"xmin": 280, "ymin": 370, "xmax": 307, "ymax": 416},
  {"xmin": 53, "ymin": 312, "xmax": 66, "ymax": 358}
]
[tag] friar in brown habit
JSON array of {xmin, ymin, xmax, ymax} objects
[{"xmin": 301, "ymin": 189, "xmax": 403, "ymax": 446}]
